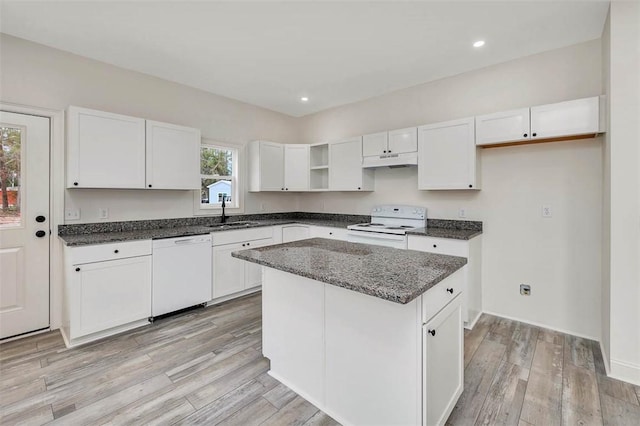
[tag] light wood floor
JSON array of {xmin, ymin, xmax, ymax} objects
[{"xmin": 1, "ymin": 293, "xmax": 639, "ymax": 425}]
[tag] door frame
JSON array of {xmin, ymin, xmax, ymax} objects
[{"xmin": 1, "ymin": 102, "xmax": 65, "ymax": 334}]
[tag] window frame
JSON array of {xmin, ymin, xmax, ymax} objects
[{"xmin": 194, "ymin": 139, "xmax": 243, "ymax": 215}]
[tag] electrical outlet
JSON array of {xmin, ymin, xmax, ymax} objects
[
  {"xmin": 542, "ymin": 205, "xmax": 552, "ymax": 218},
  {"xmin": 458, "ymin": 208, "xmax": 466, "ymax": 218},
  {"xmin": 98, "ymin": 208, "xmax": 109, "ymax": 219},
  {"xmin": 65, "ymin": 208, "xmax": 80, "ymax": 220},
  {"xmin": 520, "ymin": 284, "xmax": 531, "ymax": 295}
]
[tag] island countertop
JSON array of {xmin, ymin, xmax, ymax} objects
[{"xmin": 232, "ymin": 238, "xmax": 467, "ymax": 304}]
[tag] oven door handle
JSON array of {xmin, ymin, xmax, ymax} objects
[{"xmin": 346, "ymin": 230, "xmax": 406, "ymax": 241}]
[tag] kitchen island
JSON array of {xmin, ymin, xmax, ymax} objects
[{"xmin": 233, "ymin": 238, "xmax": 467, "ymax": 426}]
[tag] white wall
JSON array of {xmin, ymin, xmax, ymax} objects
[
  {"xmin": 0, "ymin": 34, "xmax": 301, "ymax": 223},
  {"xmin": 606, "ymin": 1, "xmax": 640, "ymax": 385},
  {"xmin": 297, "ymin": 40, "xmax": 604, "ymax": 339}
]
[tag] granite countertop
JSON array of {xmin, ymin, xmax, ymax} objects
[
  {"xmin": 232, "ymin": 238, "xmax": 467, "ymax": 304},
  {"xmin": 58, "ymin": 219, "xmax": 358, "ymax": 246},
  {"xmin": 407, "ymin": 227, "xmax": 482, "ymax": 240}
]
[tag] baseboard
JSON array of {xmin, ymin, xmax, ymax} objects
[
  {"xmin": 610, "ymin": 358, "xmax": 640, "ymax": 386},
  {"xmin": 481, "ymin": 310, "xmax": 599, "ymax": 341},
  {"xmin": 207, "ymin": 286, "xmax": 261, "ymax": 306},
  {"xmin": 600, "ymin": 343, "xmax": 611, "ymax": 375},
  {"xmin": 0, "ymin": 327, "xmax": 51, "ymax": 344},
  {"xmin": 465, "ymin": 310, "xmax": 482, "ymax": 330}
]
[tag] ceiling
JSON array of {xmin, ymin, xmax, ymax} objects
[{"xmin": 0, "ymin": 1, "xmax": 609, "ymax": 117}]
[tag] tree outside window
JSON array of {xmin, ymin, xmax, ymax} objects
[{"xmin": 200, "ymin": 143, "xmax": 237, "ymax": 208}]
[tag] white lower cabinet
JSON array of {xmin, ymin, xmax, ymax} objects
[
  {"xmin": 261, "ymin": 266, "xmax": 465, "ymax": 426},
  {"xmin": 408, "ymin": 234, "xmax": 482, "ymax": 328},
  {"xmin": 211, "ymin": 228, "xmax": 275, "ymax": 300},
  {"xmin": 282, "ymin": 224, "xmax": 311, "ymax": 242},
  {"xmin": 62, "ymin": 240, "xmax": 152, "ymax": 347},
  {"xmin": 423, "ymin": 294, "xmax": 464, "ymax": 426},
  {"xmin": 309, "ymin": 226, "xmax": 348, "ymax": 240}
]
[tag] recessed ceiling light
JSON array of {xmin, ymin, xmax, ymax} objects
[
  {"xmin": 300, "ymin": 97, "xmax": 309, "ymax": 102},
  {"xmin": 473, "ymin": 40, "xmax": 485, "ymax": 48}
]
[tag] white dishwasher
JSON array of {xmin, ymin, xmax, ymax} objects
[{"xmin": 152, "ymin": 234, "xmax": 212, "ymax": 318}]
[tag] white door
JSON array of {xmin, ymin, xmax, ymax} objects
[
  {"xmin": 388, "ymin": 127, "xmax": 418, "ymax": 154},
  {"xmin": 0, "ymin": 111, "xmax": 50, "ymax": 339},
  {"xmin": 145, "ymin": 120, "xmax": 200, "ymax": 190},
  {"xmin": 284, "ymin": 144, "xmax": 309, "ymax": 191},
  {"xmin": 259, "ymin": 142, "xmax": 284, "ymax": 191},
  {"xmin": 418, "ymin": 117, "xmax": 478, "ymax": 190},
  {"xmin": 329, "ymin": 137, "xmax": 363, "ymax": 191}
]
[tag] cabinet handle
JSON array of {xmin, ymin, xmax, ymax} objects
[
  {"xmin": 446, "ymin": 288, "xmax": 454, "ymax": 294},
  {"xmin": 428, "ymin": 329, "xmax": 436, "ymax": 336},
  {"xmin": 281, "ymin": 188, "xmax": 284, "ymax": 191},
  {"xmin": 357, "ymin": 187, "xmax": 361, "ymax": 190},
  {"xmin": 532, "ymin": 132, "xmax": 537, "ymax": 137},
  {"xmin": 75, "ymin": 267, "xmax": 80, "ymax": 272},
  {"xmin": 114, "ymin": 249, "xmax": 119, "ymax": 254},
  {"xmin": 329, "ymin": 232, "xmax": 333, "ymax": 235},
  {"xmin": 383, "ymin": 150, "xmax": 387, "ymax": 153},
  {"xmin": 73, "ymin": 182, "xmax": 78, "ymax": 186},
  {"xmin": 242, "ymin": 243, "xmax": 246, "ymax": 247},
  {"xmin": 433, "ymin": 244, "xmax": 437, "ymax": 248},
  {"xmin": 148, "ymin": 184, "xmax": 152, "ymax": 188},
  {"xmin": 523, "ymin": 133, "xmax": 528, "ymax": 137},
  {"xmin": 388, "ymin": 150, "xmax": 391, "ymax": 153},
  {"xmin": 286, "ymin": 188, "xmax": 289, "ymax": 191},
  {"xmin": 469, "ymin": 184, "xmax": 473, "ymax": 188},
  {"xmin": 247, "ymin": 242, "xmax": 250, "ymax": 246}
]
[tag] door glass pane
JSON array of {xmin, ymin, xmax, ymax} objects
[{"xmin": 0, "ymin": 127, "xmax": 22, "ymax": 227}]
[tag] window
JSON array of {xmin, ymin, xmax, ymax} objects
[{"xmin": 199, "ymin": 142, "xmax": 238, "ymax": 210}]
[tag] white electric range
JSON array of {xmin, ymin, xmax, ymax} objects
[{"xmin": 347, "ymin": 205, "xmax": 427, "ymax": 249}]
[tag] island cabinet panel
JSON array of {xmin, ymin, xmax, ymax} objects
[
  {"xmin": 423, "ymin": 294, "xmax": 463, "ymax": 426},
  {"xmin": 261, "ymin": 268, "xmax": 325, "ymax": 406},
  {"xmin": 324, "ymin": 285, "xmax": 422, "ymax": 426}
]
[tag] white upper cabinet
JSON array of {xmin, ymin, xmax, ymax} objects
[
  {"xmin": 362, "ymin": 132, "xmax": 388, "ymax": 157},
  {"xmin": 67, "ymin": 106, "xmax": 201, "ymax": 190},
  {"xmin": 475, "ymin": 108, "xmax": 530, "ymax": 146},
  {"xmin": 67, "ymin": 106, "xmax": 146, "ymax": 188},
  {"xmin": 329, "ymin": 137, "xmax": 374, "ymax": 191},
  {"xmin": 475, "ymin": 96, "xmax": 602, "ymax": 147},
  {"xmin": 284, "ymin": 145, "xmax": 310, "ymax": 191},
  {"xmin": 387, "ymin": 127, "xmax": 418, "ymax": 154},
  {"xmin": 418, "ymin": 117, "xmax": 479, "ymax": 190},
  {"xmin": 248, "ymin": 141, "xmax": 284, "ymax": 191},
  {"xmin": 362, "ymin": 128, "xmax": 417, "ymax": 157},
  {"xmin": 145, "ymin": 120, "xmax": 200, "ymax": 190},
  {"xmin": 248, "ymin": 141, "xmax": 309, "ymax": 191},
  {"xmin": 530, "ymin": 96, "xmax": 600, "ymax": 140}
]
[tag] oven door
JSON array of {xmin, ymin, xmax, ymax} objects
[{"xmin": 346, "ymin": 230, "xmax": 407, "ymax": 249}]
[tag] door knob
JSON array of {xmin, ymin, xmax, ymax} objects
[
  {"xmin": 35, "ymin": 215, "xmax": 46, "ymax": 223},
  {"xmin": 35, "ymin": 230, "xmax": 46, "ymax": 238}
]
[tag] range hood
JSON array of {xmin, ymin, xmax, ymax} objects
[{"xmin": 362, "ymin": 151, "xmax": 418, "ymax": 168}]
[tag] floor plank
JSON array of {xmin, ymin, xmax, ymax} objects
[{"xmin": 3, "ymin": 297, "xmax": 640, "ymax": 426}]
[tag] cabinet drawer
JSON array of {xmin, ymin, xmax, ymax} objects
[
  {"xmin": 212, "ymin": 226, "xmax": 274, "ymax": 246},
  {"xmin": 422, "ymin": 267, "xmax": 464, "ymax": 323},
  {"xmin": 408, "ymin": 236, "xmax": 468, "ymax": 257},
  {"xmin": 310, "ymin": 226, "xmax": 348, "ymax": 241},
  {"xmin": 70, "ymin": 240, "xmax": 152, "ymax": 265}
]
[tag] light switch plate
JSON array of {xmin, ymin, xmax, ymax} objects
[
  {"xmin": 542, "ymin": 205, "xmax": 552, "ymax": 218},
  {"xmin": 98, "ymin": 208, "xmax": 109, "ymax": 219},
  {"xmin": 458, "ymin": 208, "xmax": 467, "ymax": 218}
]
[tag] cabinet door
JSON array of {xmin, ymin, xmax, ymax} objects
[
  {"xmin": 284, "ymin": 145, "xmax": 310, "ymax": 191},
  {"xmin": 145, "ymin": 120, "xmax": 200, "ymax": 189},
  {"xmin": 418, "ymin": 117, "xmax": 478, "ymax": 190},
  {"xmin": 475, "ymin": 108, "xmax": 530, "ymax": 146},
  {"xmin": 388, "ymin": 127, "xmax": 418, "ymax": 154},
  {"xmin": 329, "ymin": 137, "xmax": 371, "ymax": 191},
  {"xmin": 362, "ymin": 132, "xmax": 388, "ymax": 157},
  {"xmin": 282, "ymin": 225, "xmax": 310, "ymax": 243},
  {"xmin": 67, "ymin": 106, "xmax": 146, "ymax": 188},
  {"xmin": 530, "ymin": 96, "xmax": 600, "ymax": 140},
  {"xmin": 245, "ymin": 238, "xmax": 274, "ymax": 289},
  {"xmin": 70, "ymin": 256, "xmax": 151, "ymax": 338},
  {"xmin": 212, "ymin": 242, "xmax": 246, "ymax": 298},
  {"xmin": 260, "ymin": 142, "xmax": 285, "ymax": 191},
  {"xmin": 423, "ymin": 295, "xmax": 463, "ymax": 426}
]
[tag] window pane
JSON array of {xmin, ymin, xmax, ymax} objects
[
  {"xmin": 201, "ymin": 178, "xmax": 232, "ymax": 205},
  {"xmin": 0, "ymin": 127, "xmax": 21, "ymax": 227},
  {"xmin": 201, "ymin": 146, "xmax": 233, "ymax": 176}
]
